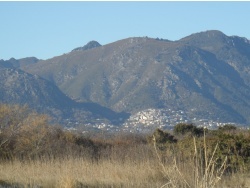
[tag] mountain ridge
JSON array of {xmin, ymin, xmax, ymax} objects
[
  {"xmin": 1, "ymin": 30, "xmax": 250, "ymax": 126},
  {"xmin": 19, "ymin": 30, "xmax": 250, "ymax": 124}
]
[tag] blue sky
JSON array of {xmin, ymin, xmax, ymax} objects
[{"xmin": 1, "ymin": 1, "xmax": 250, "ymax": 60}]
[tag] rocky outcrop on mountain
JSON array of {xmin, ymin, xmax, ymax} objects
[
  {"xmin": 1, "ymin": 57, "xmax": 39, "ymax": 68},
  {"xmin": 72, "ymin": 41, "xmax": 101, "ymax": 52}
]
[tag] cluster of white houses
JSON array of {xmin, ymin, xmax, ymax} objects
[
  {"xmin": 122, "ymin": 108, "xmax": 241, "ymax": 132},
  {"xmin": 64, "ymin": 108, "xmax": 243, "ymax": 133}
]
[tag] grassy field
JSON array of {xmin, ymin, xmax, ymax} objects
[
  {"xmin": 1, "ymin": 104, "xmax": 250, "ymax": 187},
  {"xmin": 0, "ymin": 157, "xmax": 165, "ymax": 187},
  {"xmin": 0, "ymin": 142, "xmax": 250, "ymax": 188}
]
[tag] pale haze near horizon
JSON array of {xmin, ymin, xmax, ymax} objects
[{"xmin": 1, "ymin": 1, "xmax": 250, "ymax": 60}]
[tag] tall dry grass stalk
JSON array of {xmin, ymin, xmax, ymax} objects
[
  {"xmin": 152, "ymin": 135, "xmax": 190, "ymax": 188},
  {"xmin": 193, "ymin": 134, "xmax": 227, "ymax": 188},
  {"xmin": 153, "ymin": 133, "xmax": 228, "ymax": 188}
]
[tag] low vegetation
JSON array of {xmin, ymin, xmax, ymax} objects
[{"xmin": 0, "ymin": 104, "xmax": 250, "ymax": 187}]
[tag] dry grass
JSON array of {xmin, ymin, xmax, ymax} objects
[
  {"xmin": 0, "ymin": 153, "xmax": 249, "ymax": 188},
  {"xmin": 0, "ymin": 156, "xmax": 167, "ymax": 188}
]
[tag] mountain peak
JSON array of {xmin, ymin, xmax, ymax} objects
[
  {"xmin": 178, "ymin": 30, "xmax": 232, "ymax": 52},
  {"xmin": 180, "ymin": 30, "xmax": 227, "ymax": 41},
  {"xmin": 202, "ymin": 30, "xmax": 225, "ymax": 36},
  {"xmin": 72, "ymin": 40, "xmax": 101, "ymax": 52}
]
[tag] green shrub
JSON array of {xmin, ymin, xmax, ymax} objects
[
  {"xmin": 173, "ymin": 123, "xmax": 204, "ymax": 137},
  {"xmin": 218, "ymin": 124, "xmax": 237, "ymax": 132},
  {"xmin": 152, "ymin": 128, "xmax": 177, "ymax": 144}
]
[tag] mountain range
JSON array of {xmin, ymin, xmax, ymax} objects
[{"xmin": 1, "ymin": 30, "xmax": 250, "ymax": 126}]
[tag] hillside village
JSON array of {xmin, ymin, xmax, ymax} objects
[
  {"xmin": 65, "ymin": 108, "xmax": 242, "ymax": 133},
  {"xmin": 121, "ymin": 108, "xmax": 240, "ymax": 133}
]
